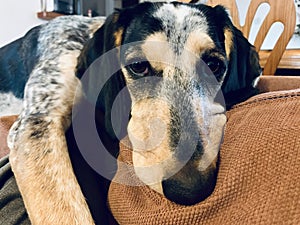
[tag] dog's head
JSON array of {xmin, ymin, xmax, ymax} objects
[{"xmin": 77, "ymin": 2, "xmax": 261, "ymax": 205}]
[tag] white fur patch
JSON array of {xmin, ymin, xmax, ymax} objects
[
  {"xmin": 154, "ymin": 3, "xmax": 208, "ymax": 35},
  {"xmin": 0, "ymin": 92, "xmax": 23, "ymax": 116}
]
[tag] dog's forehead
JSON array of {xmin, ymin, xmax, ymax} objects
[
  {"xmin": 121, "ymin": 3, "xmax": 217, "ymax": 61},
  {"xmin": 152, "ymin": 4, "xmax": 212, "ymax": 55},
  {"xmin": 154, "ymin": 4, "xmax": 208, "ymax": 34},
  {"xmin": 122, "ymin": 3, "xmax": 212, "ymax": 44}
]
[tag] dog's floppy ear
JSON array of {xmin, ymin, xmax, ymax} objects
[
  {"xmin": 212, "ymin": 5, "xmax": 262, "ymax": 109},
  {"xmin": 76, "ymin": 12, "xmax": 131, "ymax": 144},
  {"xmin": 76, "ymin": 12, "xmax": 123, "ymax": 78}
]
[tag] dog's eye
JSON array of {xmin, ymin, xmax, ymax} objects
[
  {"xmin": 204, "ymin": 57, "xmax": 227, "ymax": 81},
  {"xmin": 128, "ymin": 61, "xmax": 150, "ymax": 76},
  {"xmin": 207, "ymin": 58, "xmax": 222, "ymax": 74}
]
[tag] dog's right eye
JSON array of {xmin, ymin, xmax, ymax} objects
[{"xmin": 127, "ymin": 61, "xmax": 150, "ymax": 77}]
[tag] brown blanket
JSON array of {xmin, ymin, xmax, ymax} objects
[
  {"xmin": 0, "ymin": 115, "xmax": 18, "ymax": 158},
  {"xmin": 108, "ymin": 88, "xmax": 300, "ymax": 225}
]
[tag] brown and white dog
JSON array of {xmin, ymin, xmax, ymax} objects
[{"xmin": 0, "ymin": 1, "xmax": 261, "ymax": 224}]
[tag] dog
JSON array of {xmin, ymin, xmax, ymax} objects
[{"xmin": 0, "ymin": 2, "xmax": 261, "ymax": 224}]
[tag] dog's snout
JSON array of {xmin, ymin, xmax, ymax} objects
[{"xmin": 162, "ymin": 159, "xmax": 218, "ymax": 205}]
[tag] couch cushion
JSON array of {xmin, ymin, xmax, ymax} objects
[{"xmin": 108, "ymin": 88, "xmax": 300, "ymax": 225}]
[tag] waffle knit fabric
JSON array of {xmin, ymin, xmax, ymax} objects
[{"xmin": 108, "ymin": 88, "xmax": 300, "ymax": 225}]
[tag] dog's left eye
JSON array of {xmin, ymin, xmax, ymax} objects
[
  {"xmin": 128, "ymin": 61, "xmax": 150, "ymax": 76},
  {"xmin": 202, "ymin": 57, "xmax": 227, "ymax": 81},
  {"xmin": 206, "ymin": 58, "xmax": 224, "ymax": 75}
]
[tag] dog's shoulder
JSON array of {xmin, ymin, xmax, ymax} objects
[{"xmin": 0, "ymin": 16, "xmax": 105, "ymax": 99}]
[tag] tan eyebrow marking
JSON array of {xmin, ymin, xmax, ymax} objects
[
  {"xmin": 224, "ymin": 28, "xmax": 233, "ymax": 59},
  {"xmin": 114, "ymin": 27, "xmax": 124, "ymax": 47}
]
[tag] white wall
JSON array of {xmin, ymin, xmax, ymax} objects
[
  {"xmin": 0, "ymin": 0, "xmax": 118, "ymax": 47},
  {"xmin": 0, "ymin": 0, "xmax": 299, "ymax": 49},
  {"xmin": 0, "ymin": 0, "xmax": 48, "ymax": 47}
]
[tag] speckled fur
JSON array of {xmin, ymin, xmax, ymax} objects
[{"xmin": 8, "ymin": 15, "xmax": 105, "ymax": 225}]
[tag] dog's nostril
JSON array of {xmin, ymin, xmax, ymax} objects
[{"xmin": 162, "ymin": 164, "xmax": 218, "ymax": 205}]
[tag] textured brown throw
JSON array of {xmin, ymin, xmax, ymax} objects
[
  {"xmin": 108, "ymin": 88, "xmax": 300, "ymax": 225},
  {"xmin": 0, "ymin": 115, "xmax": 18, "ymax": 158}
]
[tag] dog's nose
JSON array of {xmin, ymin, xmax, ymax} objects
[{"xmin": 162, "ymin": 159, "xmax": 218, "ymax": 205}]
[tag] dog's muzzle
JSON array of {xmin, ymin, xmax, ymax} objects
[
  {"xmin": 162, "ymin": 102, "xmax": 221, "ymax": 205},
  {"xmin": 128, "ymin": 79, "xmax": 225, "ymax": 205}
]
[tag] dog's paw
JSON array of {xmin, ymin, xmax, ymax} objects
[{"xmin": 8, "ymin": 116, "xmax": 95, "ymax": 225}]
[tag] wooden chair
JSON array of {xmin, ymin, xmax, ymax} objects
[{"xmin": 206, "ymin": 0, "xmax": 296, "ymax": 75}]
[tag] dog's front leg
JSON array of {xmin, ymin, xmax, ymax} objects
[
  {"xmin": 8, "ymin": 56, "xmax": 95, "ymax": 225},
  {"xmin": 9, "ymin": 117, "xmax": 95, "ymax": 225}
]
